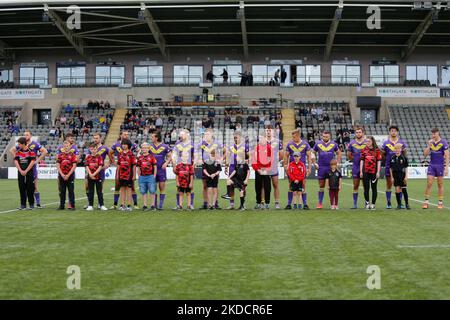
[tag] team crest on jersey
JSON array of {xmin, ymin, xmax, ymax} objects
[
  {"xmin": 318, "ymin": 143, "xmax": 336, "ymax": 152},
  {"xmin": 386, "ymin": 143, "xmax": 402, "ymax": 151},
  {"xmin": 290, "ymin": 144, "xmax": 306, "ymax": 152},
  {"xmin": 352, "ymin": 143, "xmax": 366, "ymax": 150},
  {"xmin": 430, "ymin": 143, "xmax": 443, "ymax": 151},
  {"xmin": 150, "ymin": 145, "xmax": 165, "ymax": 154}
]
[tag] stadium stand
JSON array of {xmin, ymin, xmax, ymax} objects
[
  {"xmin": 15, "ymin": 105, "xmax": 115, "ymax": 165},
  {"xmin": 293, "ymin": 101, "xmax": 353, "ymax": 161},
  {"xmin": 0, "ymin": 107, "xmax": 22, "ymax": 157},
  {"xmin": 121, "ymin": 103, "xmax": 283, "ymax": 148},
  {"xmin": 365, "ymin": 105, "xmax": 450, "ymax": 163}
]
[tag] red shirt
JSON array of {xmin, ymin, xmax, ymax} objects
[
  {"xmin": 85, "ymin": 154, "xmax": 104, "ymax": 180},
  {"xmin": 251, "ymin": 144, "xmax": 272, "ymax": 171},
  {"xmin": 174, "ymin": 163, "xmax": 194, "ymax": 188},
  {"xmin": 361, "ymin": 147, "xmax": 382, "ymax": 174},
  {"xmin": 15, "ymin": 150, "xmax": 36, "ymax": 171},
  {"xmin": 117, "ymin": 150, "xmax": 137, "ymax": 180},
  {"xmin": 288, "ymin": 160, "xmax": 307, "ymax": 182},
  {"xmin": 57, "ymin": 152, "xmax": 77, "ymax": 176},
  {"xmin": 137, "ymin": 154, "xmax": 157, "ymax": 176}
]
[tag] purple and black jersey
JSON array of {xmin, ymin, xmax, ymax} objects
[
  {"xmin": 111, "ymin": 140, "xmax": 138, "ymax": 157},
  {"xmin": 313, "ymin": 140, "xmax": 339, "ymax": 180},
  {"xmin": 285, "ymin": 140, "xmax": 310, "ymax": 164},
  {"xmin": 57, "ymin": 144, "xmax": 79, "ymax": 156},
  {"xmin": 382, "ymin": 138, "xmax": 408, "ymax": 177},
  {"xmin": 348, "ymin": 139, "xmax": 367, "ymax": 178},
  {"xmin": 427, "ymin": 139, "xmax": 449, "ymax": 177},
  {"xmin": 198, "ymin": 140, "xmax": 223, "ymax": 162},
  {"xmin": 149, "ymin": 142, "xmax": 171, "ymax": 182},
  {"xmin": 266, "ymin": 138, "xmax": 283, "ymax": 175},
  {"xmin": 173, "ymin": 140, "xmax": 195, "ymax": 165},
  {"xmin": 227, "ymin": 142, "xmax": 249, "ymax": 173}
]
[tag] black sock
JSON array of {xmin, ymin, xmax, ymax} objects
[
  {"xmin": 402, "ymin": 188, "xmax": 409, "ymax": 205},
  {"xmin": 395, "ymin": 192, "xmax": 401, "ymax": 206},
  {"xmin": 227, "ymin": 185, "xmax": 233, "ymax": 196},
  {"xmin": 240, "ymin": 196, "xmax": 245, "ymax": 207}
]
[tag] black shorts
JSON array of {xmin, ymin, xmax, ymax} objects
[
  {"xmin": 119, "ymin": 179, "xmax": 133, "ymax": 188},
  {"xmin": 206, "ymin": 177, "xmax": 219, "ymax": 188},
  {"xmin": 290, "ymin": 181, "xmax": 304, "ymax": 192},
  {"xmin": 178, "ymin": 186, "xmax": 191, "ymax": 193},
  {"xmin": 393, "ymin": 173, "xmax": 406, "ymax": 187},
  {"xmin": 231, "ymin": 177, "xmax": 246, "ymax": 191}
]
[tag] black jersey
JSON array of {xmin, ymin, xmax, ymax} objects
[
  {"xmin": 390, "ymin": 154, "xmax": 408, "ymax": 174},
  {"xmin": 235, "ymin": 163, "xmax": 250, "ymax": 182}
]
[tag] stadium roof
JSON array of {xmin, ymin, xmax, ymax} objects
[{"xmin": 0, "ymin": 0, "xmax": 449, "ymax": 61}]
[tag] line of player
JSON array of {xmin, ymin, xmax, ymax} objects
[{"xmin": 10, "ymin": 124, "xmax": 449, "ymax": 211}]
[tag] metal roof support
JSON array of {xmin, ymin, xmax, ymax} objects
[
  {"xmin": 238, "ymin": 1, "xmax": 249, "ymax": 60},
  {"xmin": 324, "ymin": 0, "xmax": 344, "ymax": 61},
  {"xmin": 401, "ymin": 9, "xmax": 435, "ymax": 62},
  {"xmin": 46, "ymin": 8, "xmax": 88, "ymax": 58},
  {"xmin": 142, "ymin": 4, "xmax": 168, "ymax": 61}
]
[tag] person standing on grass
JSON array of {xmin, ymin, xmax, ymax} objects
[
  {"xmin": 252, "ymin": 136, "xmax": 273, "ymax": 210},
  {"xmin": 422, "ymin": 128, "xmax": 449, "ymax": 209},
  {"xmin": 312, "ymin": 131, "xmax": 341, "ymax": 209},
  {"xmin": 222, "ymin": 131, "xmax": 249, "ymax": 210},
  {"xmin": 85, "ymin": 143, "xmax": 108, "ymax": 211},
  {"xmin": 198, "ymin": 129, "xmax": 223, "ymax": 210},
  {"xmin": 381, "ymin": 125, "xmax": 408, "ymax": 209},
  {"xmin": 172, "ymin": 130, "xmax": 196, "ymax": 210},
  {"xmin": 202, "ymin": 149, "xmax": 222, "ymax": 210},
  {"xmin": 325, "ymin": 159, "xmax": 342, "ymax": 210},
  {"xmin": 10, "ymin": 130, "xmax": 48, "ymax": 208},
  {"xmin": 117, "ymin": 139, "xmax": 137, "ymax": 211},
  {"xmin": 83, "ymin": 133, "xmax": 111, "ymax": 209},
  {"xmin": 347, "ymin": 127, "xmax": 367, "ymax": 209},
  {"xmin": 265, "ymin": 125, "xmax": 284, "ymax": 209},
  {"xmin": 360, "ymin": 136, "xmax": 382, "ymax": 210},
  {"xmin": 149, "ymin": 132, "xmax": 171, "ymax": 210},
  {"xmin": 137, "ymin": 142, "xmax": 157, "ymax": 211},
  {"xmin": 14, "ymin": 137, "xmax": 36, "ymax": 210},
  {"xmin": 390, "ymin": 144, "xmax": 411, "ymax": 210},
  {"xmin": 287, "ymin": 152, "xmax": 307, "ymax": 210},
  {"xmin": 174, "ymin": 153, "xmax": 195, "ymax": 211},
  {"xmin": 56, "ymin": 140, "xmax": 77, "ymax": 210},
  {"xmin": 109, "ymin": 131, "xmax": 139, "ymax": 210},
  {"xmin": 284, "ymin": 129, "xmax": 312, "ymax": 210}
]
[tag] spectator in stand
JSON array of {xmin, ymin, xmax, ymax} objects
[
  {"xmin": 155, "ymin": 116, "xmax": 163, "ymax": 130},
  {"xmin": 311, "ymin": 106, "xmax": 317, "ymax": 119},
  {"xmin": 323, "ymin": 112, "xmax": 330, "ymax": 122},
  {"xmin": 280, "ymin": 68, "xmax": 287, "ymax": 84},
  {"xmin": 220, "ymin": 69, "xmax": 228, "ymax": 83},
  {"xmin": 65, "ymin": 104, "xmax": 73, "ymax": 114},
  {"xmin": 274, "ymin": 69, "xmax": 280, "ymax": 83},
  {"xmin": 104, "ymin": 101, "xmax": 111, "ymax": 109},
  {"xmin": 206, "ymin": 70, "xmax": 214, "ymax": 82}
]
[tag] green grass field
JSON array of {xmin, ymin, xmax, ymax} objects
[{"xmin": 0, "ymin": 178, "xmax": 449, "ymax": 299}]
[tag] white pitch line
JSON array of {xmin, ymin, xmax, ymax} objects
[
  {"xmin": 0, "ymin": 180, "xmax": 175, "ymax": 215},
  {"xmin": 397, "ymin": 245, "xmax": 450, "ymax": 248},
  {"xmin": 342, "ymin": 182, "xmax": 450, "ymax": 210},
  {"xmin": 0, "ymin": 192, "xmax": 115, "ymax": 215}
]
